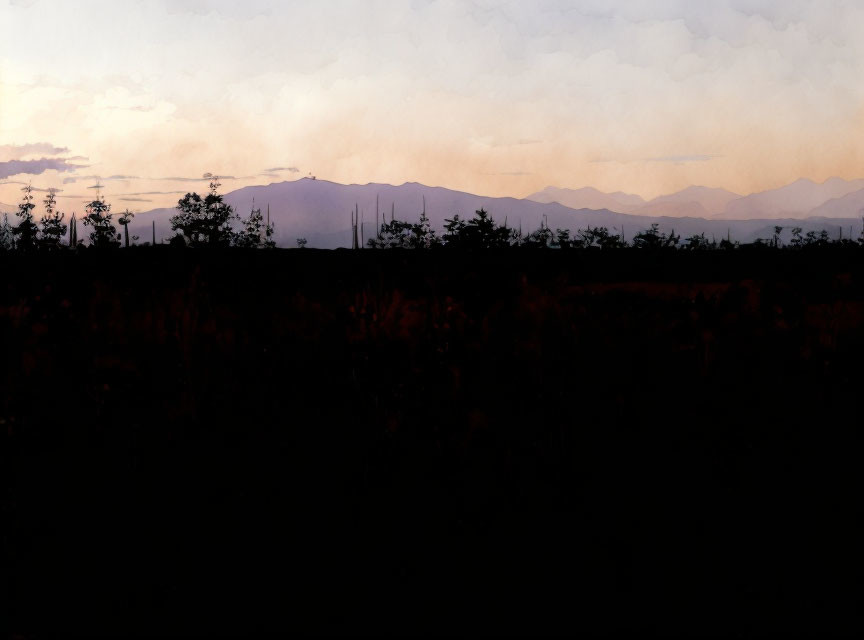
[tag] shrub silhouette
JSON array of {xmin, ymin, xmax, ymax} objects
[
  {"xmin": 632, "ymin": 223, "xmax": 679, "ymax": 249},
  {"xmin": 681, "ymin": 233, "xmax": 715, "ymax": 251},
  {"xmin": 442, "ymin": 208, "xmax": 511, "ymax": 249},
  {"xmin": 171, "ymin": 176, "xmax": 236, "ymax": 247},
  {"xmin": 82, "ymin": 195, "xmax": 120, "ymax": 248},
  {"xmin": 233, "ymin": 204, "xmax": 276, "ymax": 248}
]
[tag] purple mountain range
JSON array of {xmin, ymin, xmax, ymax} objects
[{"xmin": 125, "ymin": 178, "xmax": 864, "ymax": 248}]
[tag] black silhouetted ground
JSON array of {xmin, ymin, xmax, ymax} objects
[{"xmin": 4, "ymin": 249, "xmax": 864, "ymax": 637}]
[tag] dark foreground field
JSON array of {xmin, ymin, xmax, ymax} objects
[{"xmin": 4, "ymin": 249, "xmax": 864, "ymax": 637}]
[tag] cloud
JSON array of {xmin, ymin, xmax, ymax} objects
[
  {"xmin": 644, "ymin": 155, "xmax": 719, "ymax": 164},
  {"xmin": 484, "ymin": 171, "xmax": 534, "ymax": 176},
  {"xmin": 589, "ymin": 155, "xmax": 720, "ymax": 165},
  {"xmin": 0, "ymin": 180, "xmax": 64, "ymax": 193},
  {"xmin": 118, "ymin": 197, "xmax": 153, "ymax": 202},
  {"xmin": 161, "ymin": 175, "xmax": 239, "ymax": 182},
  {"xmin": 67, "ymin": 174, "xmax": 140, "ymax": 183},
  {"xmin": 0, "ymin": 143, "xmax": 70, "ymax": 161},
  {"xmin": 120, "ymin": 190, "xmax": 186, "ymax": 195},
  {"xmin": 0, "ymin": 158, "xmax": 87, "ymax": 179},
  {"xmin": 265, "ymin": 166, "xmax": 300, "ymax": 173},
  {"xmin": 104, "ymin": 105, "xmax": 155, "ymax": 112}
]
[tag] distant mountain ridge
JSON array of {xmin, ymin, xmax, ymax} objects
[
  {"xmin": 528, "ymin": 179, "xmax": 864, "ymax": 220},
  {"xmin": 645, "ymin": 186, "xmax": 741, "ymax": 217},
  {"xmin": 527, "ymin": 184, "xmax": 741, "ymax": 218},
  {"xmin": 717, "ymin": 177, "xmax": 864, "ymax": 220},
  {"xmin": 127, "ymin": 178, "xmax": 864, "ymax": 249},
  {"xmin": 527, "ymin": 186, "xmax": 645, "ymax": 212}
]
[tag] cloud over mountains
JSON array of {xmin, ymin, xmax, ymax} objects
[{"xmin": 0, "ymin": 158, "xmax": 86, "ymax": 180}]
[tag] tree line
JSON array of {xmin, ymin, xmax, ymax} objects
[
  {"xmin": 0, "ymin": 177, "xmax": 274, "ymax": 251},
  {"xmin": 3, "ymin": 178, "xmax": 862, "ymax": 251},
  {"xmin": 365, "ymin": 208, "xmax": 864, "ymax": 251}
]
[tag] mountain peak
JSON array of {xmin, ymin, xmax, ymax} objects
[{"xmin": 527, "ymin": 186, "xmax": 644, "ymax": 211}]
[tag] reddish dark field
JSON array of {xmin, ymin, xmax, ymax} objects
[{"xmin": 4, "ymin": 249, "xmax": 864, "ymax": 636}]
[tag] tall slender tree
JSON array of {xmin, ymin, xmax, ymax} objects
[
  {"xmin": 12, "ymin": 183, "xmax": 39, "ymax": 251},
  {"xmin": 0, "ymin": 212, "xmax": 14, "ymax": 250},
  {"xmin": 39, "ymin": 189, "xmax": 67, "ymax": 250},
  {"xmin": 69, "ymin": 212, "xmax": 78, "ymax": 247},
  {"xmin": 118, "ymin": 209, "xmax": 135, "ymax": 248}
]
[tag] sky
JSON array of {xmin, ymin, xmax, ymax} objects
[{"xmin": 2, "ymin": 0, "xmax": 864, "ymax": 210}]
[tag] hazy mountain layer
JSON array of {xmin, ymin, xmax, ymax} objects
[
  {"xmin": 526, "ymin": 186, "xmax": 644, "ymax": 212},
  {"xmin": 718, "ymin": 177, "xmax": 864, "ymax": 219},
  {"xmin": 808, "ymin": 188, "xmax": 864, "ymax": 219},
  {"xmin": 127, "ymin": 178, "xmax": 864, "ymax": 248}
]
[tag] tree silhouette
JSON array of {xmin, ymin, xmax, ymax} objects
[
  {"xmin": 118, "ymin": 209, "xmax": 135, "ymax": 248},
  {"xmin": 789, "ymin": 227, "xmax": 803, "ymax": 249},
  {"xmin": 575, "ymin": 225, "xmax": 627, "ymax": 249},
  {"xmin": 522, "ymin": 223, "xmax": 554, "ymax": 249},
  {"xmin": 408, "ymin": 208, "xmax": 438, "ymax": 249},
  {"xmin": 553, "ymin": 228, "xmax": 572, "ymax": 249},
  {"xmin": 632, "ymin": 223, "xmax": 678, "ymax": 249},
  {"xmin": 69, "ymin": 213, "xmax": 79, "ymax": 247},
  {"xmin": 681, "ymin": 233, "xmax": 715, "ymax": 251},
  {"xmin": 38, "ymin": 189, "xmax": 67, "ymax": 250},
  {"xmin": 368, "ymin": 218, "xmax": 414, "ymax": 248},
  {"xmin": 772, "ymin": 225, "xmax": 783, "ymax": 249},
  {"xmin": 12, "ymin": 183, "xmax": 39, "ymax": 251},
  {"xmin": 82, "ymin": 195, "xmax": 120, "ymax": 248},
  {"xmin": 170, "ymin": 176, "xmax": 236, "ymax": 247},
  {"xmin": 803, "ymin": 229, "xmax": 830, "ymax": 248},
  {"xmin": 233, "ymin": 204, "xmax": 275, "ymax": 248},
  {"xmin": 442, "ymin": 209, "xmax": 510, "ymax": 249},
  {"xmin": 0, "ymin": 212, "xmax": 14, "ymax": 250}
]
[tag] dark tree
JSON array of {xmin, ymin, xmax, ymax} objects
[
  {"xmin": 69, "ymin": 213, "xmax": 79, "ymax": 247},
  {"xmin": 170, "ymin": 176, "xmax": 236, "ymax": 247},
  {"xmin": 522, "ymin": 223, "xmax": 554, "ymax": 249},
  {"xmin": 82, "ymin": 195, "xmax": 120, "ymax": 248},
  {"xmin": 12, "ymin": 183, "xmax": 39, "ymax": 251},
  {"xmin": 575, "ymin": 225, "xmax": 627, "ymax": 249},
  {"xmin": 632, "ymin": 223, "xmax": 679, "ymax": 249},
  {"xmin": 0, "ymin": 212, "xmax": 14, "ymax": 250},
  {"xmin": 789, "ymin": 226, "xmax": 803, "ymax": 249},
  {"xmin": 368, "ymin": 218, "xmax": 414, "ymax": 248},
  {"xmin": 803, "ymin": 229, "xmax": 830, "ymax": 248},
  {"xmin": 772, "ymin": 225, "xmax": 783, "ymax": 249},
  {"xmin": 553, "ymin": 228, "xmax": 572, "ymax": 249},
  {"xmin": 408, "ymin": 209, "xmax": 438, "ymax": 249},
  {"xmin": 118, "ymin": 209, "xmax": 135, "ymax": 248},
  {"xmin": 39, "ymin": 189, "xmax": 67, "ymax": 250},
  {"xmin": 442, "ymin": 208, "xmax": 510, "ymax": 249},
  {"xmin": 233, "ymin": 204, "xmax": 275, "ymax": 248},
  {"xmin": 681, "ymin": 233, "xmax": 715, "ymax": 251}
]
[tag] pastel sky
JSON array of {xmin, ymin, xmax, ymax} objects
[{"xmin": 2, "ymin": 0, "xmax": 864, "ymax": 210}]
